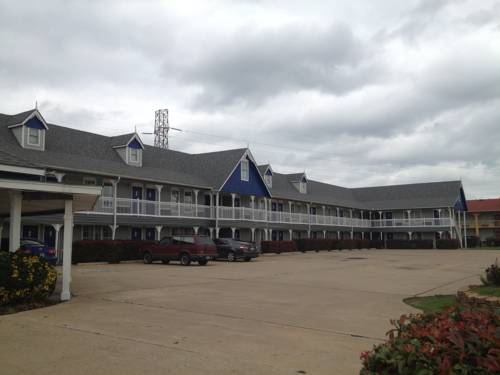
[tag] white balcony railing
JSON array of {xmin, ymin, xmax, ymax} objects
[
  {"xmin": 370, "ymin": 218, "xmax": 452, "ymax": 227},
  {"xmin": 82, "ymin": 197, "xmax": 455, "ymax": 228}
]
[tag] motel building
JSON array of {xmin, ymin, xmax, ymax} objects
[{"xmin": 1, "ymin": 108, "xmax": 469, "ymax": 299}]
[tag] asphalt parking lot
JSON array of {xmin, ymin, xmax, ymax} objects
[{"xmin": 0, "ymin": 249, "xmax": 497, "ymax": 375}]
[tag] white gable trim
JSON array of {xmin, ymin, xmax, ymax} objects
[
  {"xmin": 112, "ymin": 133, "xmax": 145, "ymax": 149},
  {"xmin": 8, "ymin": 109, "xmax": 49, "ymax": 130},
  {"xmin": 217, "ymin": 148, "xmax": 272, "ymax": 197}
]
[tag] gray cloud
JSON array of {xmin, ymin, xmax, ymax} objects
[
  {"xmin": 0, "ymin": 0, "xmax": 499, "ymax": 198},
  {"xmin": 162, "ymin": 23, "xmax": 384, "ymax": 107}
]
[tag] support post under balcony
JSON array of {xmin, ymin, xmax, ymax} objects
[
  {"xmin": 463, "ymin": 210, "xmax": 467, "ymax": 248},
  {"xmin": 449, "ymin": 208, "xmax": 454, "ymax": 238},
  {"xmin": 250, "ymin": 195, "xmax": 255, "ymax": 221},
  {"xmin": 231, "ymin": 193, "xmax": 236, "ymax": 219},
  {"xmin": 193, "ymin": 189, "xmax": 199, "ymax": 217},
  {"xmin": 155, "ymin": 225, "xmax": 163, "ymax": 240},
  {"xmin": 156, "ymin": 185, "xmax": 163, "ymax": 216}
]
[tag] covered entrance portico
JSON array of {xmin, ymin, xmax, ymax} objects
[{"xmin": 0, "ymin": 176, "xmax": 101, "ymax": 301}]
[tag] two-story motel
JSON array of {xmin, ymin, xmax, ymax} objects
[{"xmin": 0, "ymin": 108, "xmax": 469, "ymax": 251}]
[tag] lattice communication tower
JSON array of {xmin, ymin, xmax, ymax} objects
[{"xmin": 154, "ymin": 109, "xmax": 170, "ymax": 149}]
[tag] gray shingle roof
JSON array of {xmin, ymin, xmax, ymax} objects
[
  {"xmin": 3, "ymin": 109, "xmax": 36, "ymax": 127},
  {"xmin": 259, "ymin": 165, "xmax": 463, "ymax": 209},
  {"xmin": 110, "ymin": 133, "xmax": 136, "ymax": 148},
  {"xmin": 0, "ymin": 111, "xmax": 243, "ymax": 189},
  {"xmin": 0, "ymin": 109, "xmax": 465, "ymax": 209}
]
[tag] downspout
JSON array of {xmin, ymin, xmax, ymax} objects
[{"xmin": 112, "ymin": 176, "xmax": 120, "ymax": 240}]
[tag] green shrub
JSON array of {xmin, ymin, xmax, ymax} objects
[
  {"xmin": 0, "ymin": 253, "xmax": 57, "ymax": 306},
  {"xmin": 482, "ymin": 259, "xmax": 500, "ymax": 286},
  {"xmin": 360, "ymin": 307, "xmax": 500, "ymax": 374}
]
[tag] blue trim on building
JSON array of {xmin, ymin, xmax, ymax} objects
[
  {"xmin": 129, "ymin": 139, "xmax": 143, "ymax": 149},
  {"xmin": 25, "ymin": 116, "xmax": 46, "ymax": 130},
  {"xmin": 221, "ymin": 160, "xmax": 270, "ymax": 197},
  {"xmin": 454, "ymin": 187, "xmax": 468, "ymax": 211}
]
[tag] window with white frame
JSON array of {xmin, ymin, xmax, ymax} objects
[
  {"xmin": 241, "ymin": 159, "xmax": 249, "ymax": 181},
  {"xmin": 27, "ymin": 128, "xmax": 40, "ymax": 145},
  {"xmin": 82, "ymin": 226, "xmax": 94, "ymax": 240},
  {"xmin": 102, "ymin": 183, "xmax": 113, "ymax": 196},
  {"xmin": 265, "ymin": 174, "xmax": 272, "ymax": 188},
  {"xmin": 129, "ymin": 148, "xmax": 139, "ymax": 162},
  {"xmin": 171, "ymin": 189, "xmax": 179, "ymax": 203},
  {"xmin": 299, "ymin": 181, "xmax": 307, "ymax": 193},
  {"xmin": 103, "ymin": 226, "xmax": 112, "ymax": 240}
]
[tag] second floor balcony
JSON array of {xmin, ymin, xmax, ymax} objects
[{"xmin": 82, "ymin": 197, "xmax": 454, "ymax": 229}]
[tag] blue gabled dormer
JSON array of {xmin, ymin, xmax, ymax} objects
[
  {"xmin": 220, "ymin": 151, "xmax": 271, "ymax": 198},
  {"xmin": 8, "ymin": 109, "xmax": 49, "ymax": 151},
  {"xmin": 111, "ymin": 133, "xmax": 145, "ymax": 167}
]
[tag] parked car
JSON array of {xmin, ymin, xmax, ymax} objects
[
  {"xmin": 139, "ymin": 235, "xmax": 217, "ymax": 266},
  {"xmin": 214, "ymin": 238, "xmax": 259, "ymax": 262},
  {"xmin": 16, "ymin": 239, "xmax": 58, "ymax": 265}
]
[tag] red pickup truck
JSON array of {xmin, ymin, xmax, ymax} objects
[{"xmin": 140, "ymin": 235, "xmax": 217, "ymax": 266}]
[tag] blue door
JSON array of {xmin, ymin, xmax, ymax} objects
[
  {"xmin": 131, "ymin": 228, "xmax": 142, "ymax": 240},
  {"xmin": 145, "ymin": 228, "xmax": 155, "ymax": 241},
  {"xmin": 278, "ymin": 231, "xmax": 284, "ymax": 241},
  {"xmin": 132, "ymin": 186, "xmax": 143, "ymax": 199},
  {"xmin": 145, "ymin": 188, "xmax": 156, "ymax": 215},
  {"xmin": 272, "ymin": 230, "xmax": 277, "ymax": 241},
  {"xmin": 277, "ymin": 203, "xmax": 283, "ymax": 212},
  {"xmin": 204, "ymin": 195, "xmax": 211, "ymax": 206},
  {"xmin": 44, "ymin": 226, "xmax": 56, "ymax": 247},
  {"xmin": 23, "ymin": 225, "xmax": 38, "ymax": 240},
  {"xmin": 132, "ymin": 187, "xmax": 143, "ymax": 214},
  {"xmin": 271, "ymin": 202, "xmax": 277, "ymax": 211},
  {"xmin": 146, "ymin": 188, "xmax": 156, "ymax": 201}
]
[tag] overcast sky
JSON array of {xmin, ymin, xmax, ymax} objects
[{"xmin": 1, "ymin": 0, "xmax": 499, "ymax": 198}]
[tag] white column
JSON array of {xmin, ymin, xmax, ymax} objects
[
  {"xmin": 61, "ymin": 199, "xmax": 74, "ymax": 301},
  {"xmin": 408, "ymin": 231, "xmax": 412, "ymax": 240},
  {"xmin": 457, "ymin": 209, "xmax": 462, "ymax": 246},
  {"xmin": 323, "ymin": 230, "xmax": 326, "ymax": 239},
  {"xmin": 337, "ymin": 230, "xmax": 340, "ymax": 239},
  {"xmin": 215, "ymin": 192, "xmax": 220, "ymax": 236},
  {"xmin": 289, "ymin": 229, "xmax": 293, "ymax": 240},
  {"xmin": 110, "ymin": 224, "xmax": 119, "ymax": 240},
  {"xmin": 193, "ymin": 189, "xmax": 199, "ymax": 217},
  {"xmin": 156, "ymin": 185, "xmax": 163, "ymax": 216},
  {"xmin": 463, "ymin": 211, "xmax": 467, "ymax": 248},
  {"xmin": 155, "ymin": 225, "xmax": 163, "ymax": 240},
  {"xmin": 209, "ymin": 227, "xmax": 214, "ymax": 239},
  {"xmin": 193, "ymin": 226, "xmax": 199, "ymax": 235},
  {"xmin": 448, "ymin": 208, "xmax": 454, "ymax": 238},
  {"xmin": 370, "ymin": 231, "xmax": 372, "ymax": 240},
  {"xmin": 9, "ymin": 191, "xmax": 22, "ymax": 252},
  {"xmin": 231, "ymin": 193, "xmax": 236, "ymax": 219},
  {"xmin": 251, "ymin": 227, "xmax": 255, "ymax": 242},
  {"xmin": 52, "ymin": 224, "xmax": 62, "ymax": 262},
  {"xmin": 250, "ymin": 195, "xmax": 255, "ymax": 221}
]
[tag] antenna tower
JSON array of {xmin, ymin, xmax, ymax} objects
[{"xmin": 154, "ymin": 109, "xmax": 170, "ymax": 149}]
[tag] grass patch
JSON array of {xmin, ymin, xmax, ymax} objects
[
  {"xmin": 468, "ymin": 246, "xmax": 500, "ymax": 250},
  {"xmin": 472, "ymin": 285, "xmax": 500, "ymax": 297},
  {"xmin": 404, "ymin": 295, "xmax": 458, "ymax": 313}
]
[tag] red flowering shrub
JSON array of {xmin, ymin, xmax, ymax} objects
[{"xmin": 360, "ymin": 307, "xmax": 500, "ymax": 374}]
